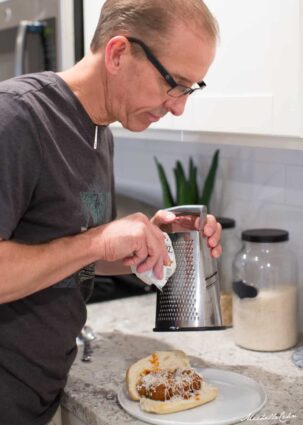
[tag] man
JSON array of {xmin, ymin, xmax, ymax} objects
[{"xmin": 0, "ymin": 0, "xmax": 221, "ymax": 424}]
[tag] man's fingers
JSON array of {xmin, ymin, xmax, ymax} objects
[
  {"xmin": 150, "ymin": 210, "xmax": 175, "ymax": 226},
  {"xmin": 136, "ymin": 226, "xmax": 169, "ymax": 278},
  {"xmin": 152, "ymin": 225, "xmax": 171, "ymax": 265},
  {"xmin": 208, "ymin": 235, "xmax": 220, "ymax": 248},
  {"xmin": 122, "ymin": 243, "xmax": 148, "ymax": 267},
  {"xmin": 153, "ymin": 257, "xmax": 165, "ymax": 280},
  {"xmin": 136, "ymin": 255, "xmax": 161, "ymax": 276},
  {"xmin": 203, "ymin": 214, "xmax": 221, "ymax": 237},
  {"xmin": 211, "ymin": 245, "xmax": 222, "ymax": 258}
]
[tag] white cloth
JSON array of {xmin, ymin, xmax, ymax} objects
[{"xmin": 131, "ymin": 232, "xmax": 176, "ymax": 290}]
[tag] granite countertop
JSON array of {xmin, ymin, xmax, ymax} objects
[{"xmin": 62, "ymin": 294, "xmax": 303, "ymax": 425}]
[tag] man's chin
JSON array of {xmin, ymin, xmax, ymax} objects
[{"xmin": 122, "ymin": 121, "xmax": 151, "ymax": 132}]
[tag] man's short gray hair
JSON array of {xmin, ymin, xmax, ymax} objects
[{"xmin": 90, "ymin": 0, "xmax": 219, "ymax": 54}]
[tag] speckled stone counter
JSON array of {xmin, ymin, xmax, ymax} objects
[{"xmin": 62, "ymin": 294, "xmax": 303, "ymax": 425}]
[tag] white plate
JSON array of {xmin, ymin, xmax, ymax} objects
[{"xmin": 118, "ymin": 368, "xmax": 267, "ymax": 425}]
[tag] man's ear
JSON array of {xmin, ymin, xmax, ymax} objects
[{"xmin": 104, "ymin": 36, "xmax": 130, "ymax": 75}]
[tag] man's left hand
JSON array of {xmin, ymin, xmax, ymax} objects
[{"xmin": 151, "ymin": 210, "xmax": 222, "ymax": 258}]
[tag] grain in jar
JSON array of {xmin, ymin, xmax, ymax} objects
[{"xmin": 232, "ymin": 229, "xmax": 299, "ymax": 352}]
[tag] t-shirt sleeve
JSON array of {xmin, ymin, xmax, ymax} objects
[{"xmin": 0, "ymin": 94, "xmax": 41, "ymax": 240}]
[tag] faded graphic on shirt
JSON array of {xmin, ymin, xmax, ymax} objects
[
  {"xmin": 53, "ymin": 186, "xmax": 112, "ymax": 289},
  {"xmin": 80, "ymin": 187, "xmax": 112, "ymax": 229}
]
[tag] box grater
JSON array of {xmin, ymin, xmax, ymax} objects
[{"xmin": 154, "ymin": 205, "xmax": 224, "ymax": 332}]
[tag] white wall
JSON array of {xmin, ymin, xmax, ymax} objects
[
  {"xmin": 113, "ymin": 132, "xmax": 303, "ymax": 329},
  {"xmin": 83, "ymin": 0, "xmax": 104, "ymax": 54}
]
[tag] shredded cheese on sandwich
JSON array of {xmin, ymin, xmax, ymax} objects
[{"xmin": 136, "ymin": 368, "xmax": 202, "ymax": 402}]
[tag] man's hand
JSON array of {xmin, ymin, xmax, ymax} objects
[
  {"xmin": 94, "ymin": 213, "xmax": 171, "ymax": 279},
  {"xmin": 150, "ymin": 210, "xmax": 222, "ymax": 258}
]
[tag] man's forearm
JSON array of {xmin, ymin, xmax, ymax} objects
[
  {"xmin": 0, "ymin": 229, "xmax": 102, "ymax": 304},
  {"xmin": 0, "ymin": 211, "xmax": 179, "ymax": 303}
]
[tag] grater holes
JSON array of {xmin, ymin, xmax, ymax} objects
[{"xmin": 156, "ymin": 236, "xmax": 201, "ymax": 323}]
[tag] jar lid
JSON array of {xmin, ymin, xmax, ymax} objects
[
  {"xmin": 216, "ymin": 217, "xmax": 236, "ymax": 229},
  {"xmin": 241, "ymin": 228, "xmax": 289, "ymax": 243}
]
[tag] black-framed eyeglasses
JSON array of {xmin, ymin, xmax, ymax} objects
[{"xmin": 127, "ymin": 36, "xmax": 206, "ymax": 98}]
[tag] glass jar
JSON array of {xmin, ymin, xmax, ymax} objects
[
  {"xmin": 233, "ymin": 228, "xmax": 299, "ymax": 351},
  {"xmin": 217, "ymin": 217, "xmax": 241, "ymax": 327}
]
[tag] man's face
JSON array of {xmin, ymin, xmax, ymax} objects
[{"xmin": 110, "ymin": 25, "xmax": 216, "ymax": 132}]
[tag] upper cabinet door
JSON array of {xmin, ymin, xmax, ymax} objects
[
  {"xmin": 156, "ymin": 0, "xmax": 302, "ymax": 137},
  {"xmin": 83, "ymin": 0, "xmax": 105, "ymax": 54},
  {"xmin": 83, "ymin": 0, "xmax": 302, "ymax": 137}
]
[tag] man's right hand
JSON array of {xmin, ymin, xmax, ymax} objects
[{"xmin": 93, "ymin": 213, "xmax": 170, "ymax": 280}]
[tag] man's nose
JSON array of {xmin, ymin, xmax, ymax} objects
[{"xmin": 164, "ymin": 95, "xmax": 188, "ymax": 116}]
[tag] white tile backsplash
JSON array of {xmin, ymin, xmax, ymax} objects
[
  {"xmin": 286, "ymin": 165, "xmax": 303, "ymax": 208},
  {"xmin": 113, "ymin": 132, "xmax": 303, "ymax": 329}
]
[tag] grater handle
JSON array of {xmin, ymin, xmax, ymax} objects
[{"xmin": 165, "ymin": 205, "xmax": 207, "ymax": 231}]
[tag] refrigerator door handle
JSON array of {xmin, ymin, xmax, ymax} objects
[
  {"xmin": 14, "ymin": 20, "xmax": 47, "ymax": 76},
  {"xmin": 15, "ymin": 20, "xmax": 29, "ymax": 76}
]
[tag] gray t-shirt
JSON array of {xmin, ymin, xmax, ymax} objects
[{"xmin": 0, "ymin": 72, "xmax": 116, "ymax": 425}]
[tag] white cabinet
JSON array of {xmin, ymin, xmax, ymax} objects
[
  {"xmin": 83, "ymin": 0, "xmax": 105, "ymax": 54},
  {"xmin": 156, "ymin": 0, "xmax": 302, "ymax": 137},
  {"xmin": 83, "ymin": 0, "xmax": 302, "ymax": 138}
]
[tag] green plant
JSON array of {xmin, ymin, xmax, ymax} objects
[{"xmin": 154, "ymin": 150, "xmax": 219, "ymax": 211}]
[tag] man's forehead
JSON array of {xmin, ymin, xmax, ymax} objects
[
  {"xmin": 167, "ymin": 32, "xmax": 215, "ymax": 84},
  {"xmin": 169, "ymin": 56, "xmax": 207, "ymax": 86}
]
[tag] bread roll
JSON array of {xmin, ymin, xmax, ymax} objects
[
  {"xmin": 126, "ymin": 350, "xmax": 189, "ymax": 400},
  {"xmin": 125, "ymin": 350, "xmax": 218, "ymax": 414}
]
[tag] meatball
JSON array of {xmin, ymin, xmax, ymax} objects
[
  {"xmin": 136, "ymin": 368, "xmax": 203, "ymax": 401},
  {"xmin": 148, "ymin": 383, "xmax": 173, "ymax": 401}
]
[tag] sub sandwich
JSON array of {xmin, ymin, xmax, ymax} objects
[{"xmin": 126, "ymin": 350, "xmax": 218, "ymax": 414}]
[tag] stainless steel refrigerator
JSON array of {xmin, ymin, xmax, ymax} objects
[{"xmin": 0, "ymin": 0, "xmax": 84, "ymax": 81}]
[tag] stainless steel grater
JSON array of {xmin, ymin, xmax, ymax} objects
[{"xmin": 154, "ymin": 205, "xmax": 224, "ymax": 332}]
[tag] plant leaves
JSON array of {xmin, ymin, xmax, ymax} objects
[
  {"xmin": 200, "ymin": 149, "xmax": 220, "ymax": 211},
  {"xmin": 155, "ymin": 152, "xmax": 219, "ymax": 210},
  {"xmin": 189, "ymin": 157, "xmax": 199, "ymax": 204},
  {"xmin": 175, "ymin": 161, "xmax": 187, "ymax": 205},
  {"xmin": 154, "ymin": 157, "xmax": 175, "ymax": 207},
  {"xmin": 173, "ymin": 167, "xmax": 181, "ymax": 206}
]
